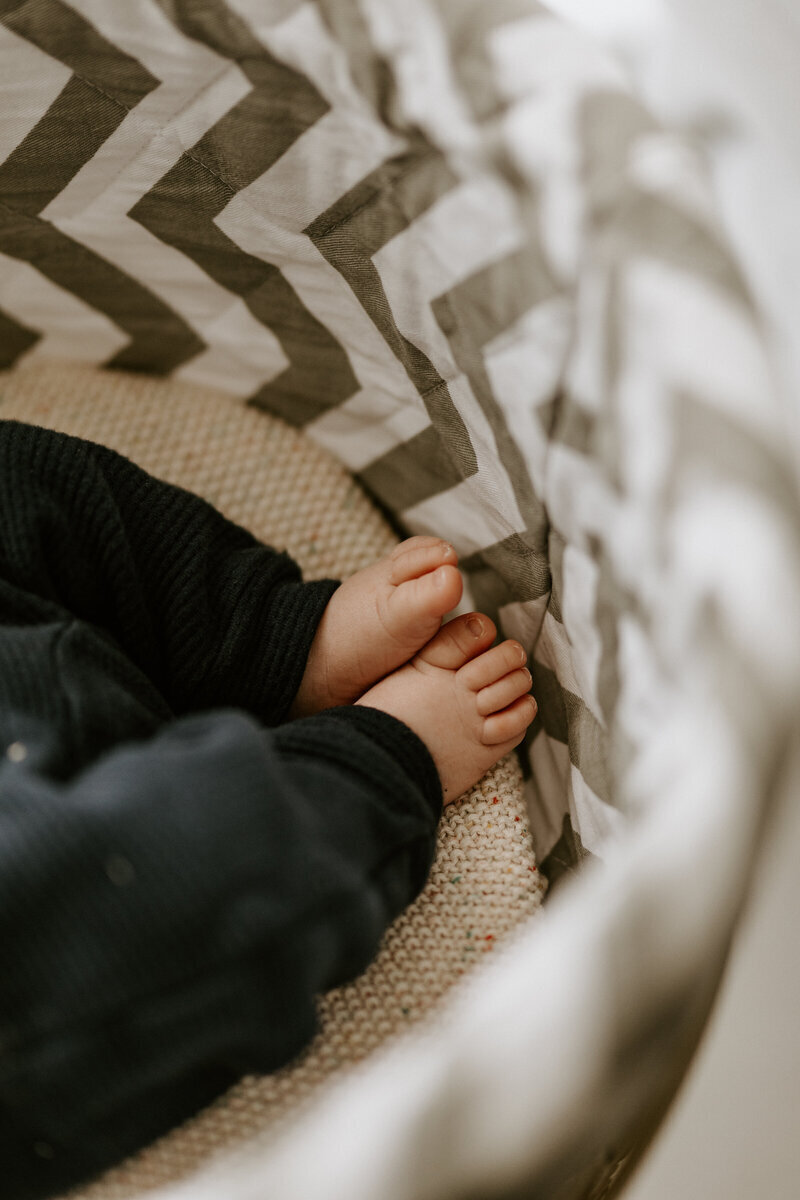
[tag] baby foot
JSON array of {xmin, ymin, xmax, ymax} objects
[
  {"xmin": 355, "ymin": 613, "xmax": 537, "ymax": 803},
  {"xmin": 291, "ymin": 537, "xmax": 463, "ymax": 717}
]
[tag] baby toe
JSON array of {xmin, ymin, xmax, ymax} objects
[
  {"xmin": 476, "ymin": 667, "xmax": 532, "ymax": 716},
  {"xmin": 415, "ymin": 612, "xmax": 496, "ymax": 670},
  {"xmin": 384, "ymin": 563, "xmax": 462, "ymax": 634},
  {"xmin": 459, "ymin": 639, "xmax": 527, "ymax": 691},
  {"xmin": 481, "ymin": 694, "xmax": 537, "ymax": 745},
  {"xmin": 389, "ymin": 537, "xmax": 456, "ymax": 584}
]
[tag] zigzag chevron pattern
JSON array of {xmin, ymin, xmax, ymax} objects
[
  {"xmin": 0, "ymin": 0, "xmax": 203, "ymax": 371},
  {"xmin": 4, "ymin": 7, "xmax": 800, "ymax": 1200},
  {"xmin": 129, "ymin": 0, "xmax": 363, "ymax": 416},
  {"xmin": 0, "ymin": 0, "xmax": 789, "ymax": 883}
]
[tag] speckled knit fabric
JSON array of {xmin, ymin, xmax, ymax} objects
[{"xmin": 0, "ymin": 363, "xmax": 546, "ymax": 1199}]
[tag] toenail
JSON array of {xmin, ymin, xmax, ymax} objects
[
  {"xmin": 467, "ymin": 617, "xmax": 483, "ymax": 637},
  {"xmin": 523, "ymin": 668, "xmax": 532, "ymax": 684},
  {"xmin": 442, "ymin": 542, "xmax": 455, "ymax": 560},
  {"xmin": 527, "ymin": 696, "xmax": 538, "ymax": 714},
  {"xmin": 516, "ymin": 643, "xmax": 527, "ymax": 664}
]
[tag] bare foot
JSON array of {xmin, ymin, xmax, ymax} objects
[
  {"xmin": 355, "ymin": 613, "xmax": 537, "ymax": 803},
  {"xmin": 291, "ymin": 536, "xmax": 463, "ymax": 717}
]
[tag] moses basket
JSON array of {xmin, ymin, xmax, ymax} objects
[{"xmin": 1, "ymin": 2, "xmax": 798, "ymax": 1199}]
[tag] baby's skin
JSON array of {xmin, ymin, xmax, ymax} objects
[
  {"xmin": 293, "ymin": 536, "xmax": 537, "ymax": 803},
  {"xmin": 291, "ymin": 536, "xmax": 463, "ymax": 717}
]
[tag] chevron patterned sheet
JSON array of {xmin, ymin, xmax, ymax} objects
[{"xmin": 2, "ymin": 3, "xmax": 800, "ymax": 1200}]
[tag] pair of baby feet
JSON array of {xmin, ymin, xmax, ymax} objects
[{"xmin": 291, "ymin": 537, "xmax": 537, "ymax": 803}]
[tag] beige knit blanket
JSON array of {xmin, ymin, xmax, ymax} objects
[{"xmin": 0, "ymin": 363, "xmax": 545, "ymax": 1198}]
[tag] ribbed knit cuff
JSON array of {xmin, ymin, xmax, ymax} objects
[
  {"xmin": 237, "ymin": 575, "xmax": 340, "ymax": 725},
  {"xmin": 273, "ymin": 704, "xmax": 443, "ymax": 826}
]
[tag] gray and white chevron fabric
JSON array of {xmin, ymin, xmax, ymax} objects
[{"xmin": 2, "ymin": 3, "xmax": 799, "ymax": 1199}]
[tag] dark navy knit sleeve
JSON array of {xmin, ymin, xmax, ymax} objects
[
  {"xmin": 0, "ymin": 419, "xmax": 338, "ymax": 724},
  {"xmin": 0, "ymin": 705, "xmax": 441, "ymax": 1200},
  {"xmin": 0, "ymin": 419, "xmax": 443, "ymax": 1199}
]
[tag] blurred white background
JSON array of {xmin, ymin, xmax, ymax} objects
[
  {"xmin": 544, "ymin": 2, "xmax": 800, "ymax": 1195},
  {"xmin": 623, "ymin": 752, "xmax": 800, "ymax": 1198}
]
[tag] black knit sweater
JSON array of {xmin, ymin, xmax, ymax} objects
[{"xmin": 0, "ymin": 420, "xmax": 442, "ymax": 1199}]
